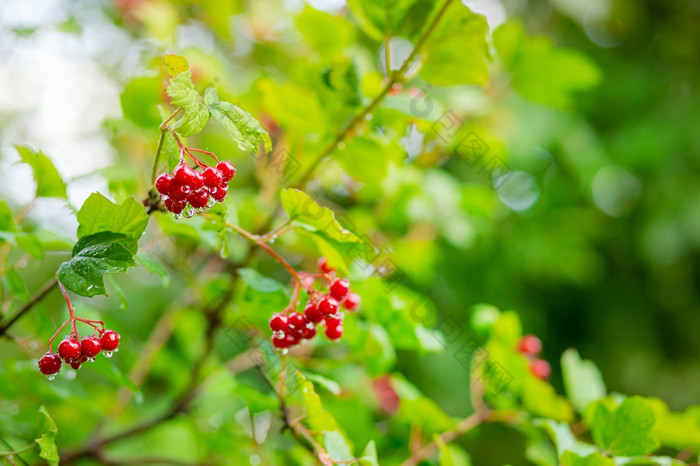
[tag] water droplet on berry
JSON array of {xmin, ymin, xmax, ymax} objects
[
  {"xmin": 206, "ymin": 197, "xmax": 216, "ymax": 208},
  {"xmin": 195, "ymin": 207, "xmax": 204, "ymax": 214},
  {"xmin": 90, "ymin": 357, "xmax": 96, "ymax": 362},
  {"xmin": 279, "ymin": 349, "xmax": 288, "ymax": 356},
  {"xmin": 104, "ymin": 351, "xmax": 113, "ymax": 358},
  {"xmin": 46, "ymin": 374, "xmax": 56, "ymax": 381},
  {"xmin": 173, "ymin": 213, "xmax": 182, "ymax": 220},
  {"xmin": 184, "ymin": 205, "xmax": 195, "ymax": 218}
]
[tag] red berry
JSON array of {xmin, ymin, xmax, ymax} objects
[
  {"xmin": 155, "ymin": 174, "xmax": 176, "ymax": 195},
  {"xmin": 517, "ymin": 335, "xmax": 542, "ymax": 357},
  {"xmin": 38, "ymin": 352, "xmax": 62, "ymax": 375},
  {"xmin": 302, "ymin": 325, "xmax": 317, "ymax": 339},
  {"xmin": 81, "ymin": 336, "xmax": 102, "ymax": 358},
  {"xmin": 341, "ymin": 292, "xmax": 361, "ymax": 311},
  {"xmin": 272, "ymin": 334, "xmax": 289, "ymax": 349},
  {"xmin": 164, "ymin": 198, "xmax": 186, "ymax": 214},
  {"xmin": 269, "ymin": 313, "xmax": 288, "ymax": 332},
  {"xmin": 304, "ymin": 301, "xmax": 323, "ymax": 323},
  {"xmin": 317, "ymin": 257, "xmax": 334, "ymax": 273},
  {"xmin": 318, "ymin": 295, "xmax": 339, "ymax": 316},
  {"xmin": 329, "ymin": 278, "xmax": 350, "ymax": 301},
  {"xmin": 325, "ymin": 322, "xmax": 343, "ymax": 340},
  {"xmin": 169, "ymin": 183, "xmax": 191, "ymax": 202},
  {"xmin": 203, "ymin": 167, "xmax": 224, "ymax": 187},
  {"xmin": 324, "ymin": 315, "xmax": 343, "ymax": 329},
  {"xmin": 58, "ymin": 338, "xmax": 81, "ymax": 361},
  {"xmin": 210, "ymin": 184, "xmax": 228, "ymax": 202},
  {"xmin": 288, "ymin": 312, "xmax": 306, "ymax": 329},
  {"xmin": 188, "ymin": 189, "xmax": 209, "ymax": 208},
  {"xmin": 287, "ymin": 332, "xmax": 301, "ymax": 346},
  {"xmin": 70, "ymin": 358, "xmax": 85, "ymax": 370},
  {"xmin": 190, "ymin": 170, "xmax": 205, "ymax": 190},
  {"xmin": 529, "ymin": 359, "xmax": 551, "ymax": 380},
  {"xmin": 101, "ymin": 330, "xmax": 120, "ymax": 351},
  {"xmin": 216, "ymin": 161, "xmax": 236, "ymax": 182},
  {"xmin": 173, "ymin": 164, "xmax": 198, "ymax": 186}
]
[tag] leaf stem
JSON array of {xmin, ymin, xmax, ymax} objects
[{"xmin": 0, "ymin": 443, "xmax": 35, "ymax": 458}]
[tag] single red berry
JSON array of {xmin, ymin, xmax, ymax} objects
[
  {"xmin": 318, "ymin": 295, "xmax": 339, "ymax": 316},
  {"xmin": 288, "ymin": 312, "xmax": 306, "ymax": 329},
  {"xmin": 325, "ymin": 322, "xmax": 343, "ymax": 340},
  {"xmin": 216, "ymin": 161, "xmax": 236, "ymax": 182},
  {"xmin": 101, "ymin": 330, "xmax": 120, "ymax": 351},
  {"xmin": 38, "ymin": 352, "xmax": 62, "ymax": 375},
  {"xmin": 169, "ymin": 184, "xmax": 191, "ymax": 202},
  {"xmin": 329, "ymin": 278, "xmax": 350, "ymax": 301},
  {"xmin": 190, "ymin": 170, "xmax": 205, "ymax": 190},
  {"xmin": 58, "ymin": 338, "xmax": 81, "ymax": 361},
  {"xmin": 287, "ymin": 332, "xmax": 301, "ymax": 346},
  {"xmin": 272, "ymin": 334, "xmax": 289, "ymax": 349},
  {"xmin": 188, "ymin": 189, "xmax": 209, "ymax": 208},
  {"xmin": 155, "ymin": 174, "xmax": 176, "ymax": 195},
  {"xmin": 164, "ymin": 198, "xmax": 186, "ymax": 214},
  {"xmin": 173, "ymin": 163, "xmax": 198, "ymax": 186},
  {"xmin": 304, "ymin": 301, "xmax": 323, "ymax": 323},
  {"xmin": 70, "ymin": 358, "xmax": 85, "ymax": 370},
  {"xmin": 517, "ymin": 335, "xmax": 543, "ymax": 357},
  {"xmin": 341, "ymin": 292, "xmax": 361, "ymax": 311},
  {"xmin": 203, "ymin": 167, "xmax": 224, "ymax": 187},
  {"xmin": 325, "ymin": 315, "xmax": 343, "ymax": 329},
  {"xmin": 211, "ymin": 184, "xmax": 228, "ymax": 202},
  {"xmin": 269, "ymin": 313, "xmax": 288, "ymax": 332},
  {"xmin": 81, "ymin": 336, "xmax": 102, "ymax": 358},
  {"xmin": 317, "ymin": 257, "xmax": 334, "ymax": 274},
  {"xmin": 302, "ymin": 325, "xmax": 317, "ymax": 339},
  {"xmin": 529, "ymin": 359, "xmax": 551, "ymax": 380}
]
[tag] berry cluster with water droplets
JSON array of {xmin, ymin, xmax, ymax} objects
[
  {"xmin": 269, "ymin": 257, "xmax": 360, "ymax": 353},
  {"xmin": 516, "ymin": 334, "xmax": 551, "ymax": 380},
  {"xmin": 38, "ymin": 329, "xmax": 120, "ymax": 380},
  {"xmin": 155, "ymin": 159, "xmax": 236, "ymax": 219}
]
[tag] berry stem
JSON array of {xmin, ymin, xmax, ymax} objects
[
  {"xmin": 187, "ymin": 147, "xmax": 219, "ymax": 163},
  {"xmin": 58, "ymin": 280, "xmax": 78, "ymax": 338},
  {"xmin": 256, "ymin": 241, "xmax": 304, "ymax": 286},
  {"xmin": 151, "ymin": 108, "xmax": 183, "ymax": 182},
  {"xmin": 48, "ymin": 319, "xmax": 70, "ymax": 353}
]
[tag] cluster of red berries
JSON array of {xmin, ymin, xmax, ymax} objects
[
  {"xmin": 269, "ymin": 258, "xmax": 360, "ymax": 352},
  {"xmin": 38, "ymin": 330, "xmax": 120, "ymax": 379},
  {"xmin": 516, "ymin": 334, "xmax": 551, "ymax": 380},
  {"xmin": 155, "ymin": 160, "xmax": 236, "ymax": 218}
]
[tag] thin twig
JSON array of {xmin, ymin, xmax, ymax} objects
[{"xmin": 0, "ymin": 278, "xmax": 57, "ymax": 338}]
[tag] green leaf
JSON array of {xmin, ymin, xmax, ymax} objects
[
  {"xmin": 299, "ymin": 373, "xmax": 337, "ymax": 432},
  {"xmin": 358, "ymin": 441, "xmax": 379, "ymax": 466},
  {"xmin": 15, "ymin": 145, "xmax": 68, "ymax": 199},
  {"xmin": 296, "ymin": 5, "xmax": 355, "ymax": 61},
  {"xmin": 16, "ymin": 233, "xmax": 44, "ymax": 259},
  {"xmin": 561, "ymin": 348, "xmax": 606, "ymax": 412},
  {"xmin": 205, "ymin": 88, "xmax": 271, "ymax": 154},
  {"xmin": 420, "ymin": 2, "xmax": 490, "ymax": 86},
  {"xmin": 323, "ymin": 430, "xmax": 354, "ymax": 462},
  {"xmin": 238, "ymin": 268, "xmax": 287, "ymax": 293},
  {"xmin": 648, "ymin": 398, "xmax": 700, "ymax": 449},
  {"xmin": 347, "ymin": 0, "xmax": 421, "ymax": 41},
  {"xmin": 120, "ymin": 75, "xmax": 163, "ymax": 128},
  {"xmin": 35, "ymin": 406, "xmax": 59, "ymax": 466},
  {"xmin": 437, "ymin": 436, "xmax": 471, "ymax": 466},
  {"xmin": 592, "ymin": 396, "xmax": 659, "ymax": 456},
  {"xmin": 561, "ymin": 451, "xmax": 615, "ymax": 466},
  {"xmin": 166, "ymin": 71, "xmax": 210, "ymax": 136},
  {"xmin": 539, "ymin": 420, "xmax": 598, "ymax": 458},
  {"xmin": 304, "ymin": 372, "xmax": 342, "ymax": 395},
  {"xmin": 163, "ymin": 54, "xmax": 189, "ymax": 76},
  {"xmin": 280, "ymin": 189, "xmax": 361, "ymax": 243},
  {"xmin": 58, "ymin": 232, "xmax": 137, "ymax": 297},
  {"xmin": 76, "ymin": 193, "xmax": 149, "ymax": 241},
  {"xmin": 493, "ymin": 20, "xmax": 601, "ymax": 109},
  {"xmin": 136, "ymin": 253, "xmax": 170, "ymax": 287},
  {"xmin": 0, "ymin": 200, "xmax": 15, "ymax": 231},
  {"xmin": 334, "ymin": 137, "xmax": 391, "ymax": 186},
  {"xmin": 523, "ymin": 377, "xmax": 574, "ymax": 422}
]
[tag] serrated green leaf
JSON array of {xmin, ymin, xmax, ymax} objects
[
  {"xmin": 166, "ymin": 71, "xmax": 210, "ymax": 136},
  {"xmin": 281, "ymin": 189, "xmax": 360, "ymax": 243},
  {"xmin": 299, "ymin": 373, "xmax": 336, "ymax": 432},
  {"xmin": 35, "ymin": 406, "xmax": 59, "ymax": 466},
  {"xmin": 304, "ymin": 372, "xmax": 341, "ymax": 395},
  {"xmin": 592, "ymin": 396, "xmax": 659, "ymax": 456},
  {"xmin": 420, "ymin": 2, "xmax": 490, "ymax": 86},
  {"xmin": 324, "ymin": 430, "xmax": 353, "ymax": 462},
  {"xmin": 296, "ymin": 5, "xmax": 355, "ymax": 61},
  {"xmin": 539, "ymin": 420, "xmax": 598, "ymax": 458},
  {"xmin": 649, "ymin": 398, "xmax": 700, "ymax": 449},
  {"xmin": 76, "ymin": 193, "xmax": 149, "ymax": 241},
  {"xmin": 58, "ymin": 232, "xmax": 137, "ymax": 297},
  {"xmin": 15, "ymin": 145, "xmax": 68, "ymax": 199},
  {"xmin": 562, "ymin": 349, "xmax": 607, "ymax": 413},
  {"xmin": 205, "ymin": 88, "xmax": 271, "ymax": 154},
  {"xmin": 163, "ymin": 54, "xmax": 189, "ymax": 76},
  {"xmin": 238, "ymin": 268, "xmax": 287, "ymax": 293},
  {"xmin": 561, "ymin": 451, "xmax": 615, "ymax": 466},
  {"xmin": 347, "ymin": 0, "xmax": 422, "ymax": 41}
]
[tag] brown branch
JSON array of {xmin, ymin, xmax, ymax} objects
[{"xmin": 0, "ymin": 278, "xmax": 57, "ymax": 338}]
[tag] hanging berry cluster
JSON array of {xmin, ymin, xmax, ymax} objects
[
  {"xmin": 154, "ymin": 140, "xmax": 236, "ymax": 218},
  {"xmin": 38, "ymin": 282, "xmax": 121, "ymax": 380},
  {"xmin": 268, "ymin": 257, "xmax": 361, "ymax": 353},
  {"xmin": 516, "ymin": 334, "xmax": 551, "ymax": 380}
]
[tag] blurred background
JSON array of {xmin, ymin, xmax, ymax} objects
[{"xmin": 1, "ymin": 0, "xmax": 700, "ymax": 464}]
